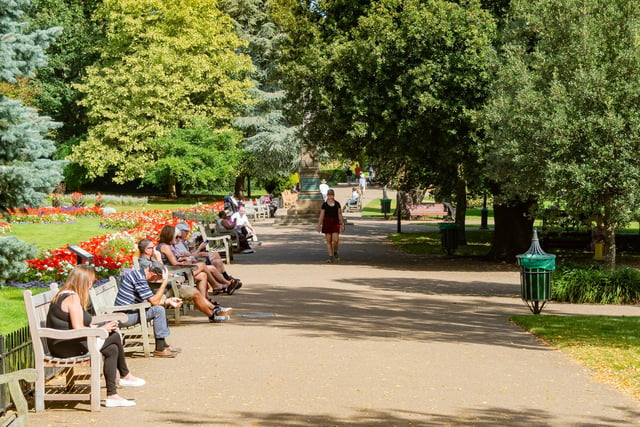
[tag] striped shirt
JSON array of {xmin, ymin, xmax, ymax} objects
[{"xmin": 114, "ymin": 269, "xmax": 153, "ymax": 307}]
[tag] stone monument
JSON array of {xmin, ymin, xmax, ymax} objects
[{"xmin": 275, "ymin": 145, "xmax": 323, "ymax": 225}]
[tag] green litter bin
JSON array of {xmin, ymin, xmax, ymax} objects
[
  {"xmin": 438, "ymin": 222, "xmax": 459, "ymax": 255},
  {"xmin": 380, "ymin": 199, "xmax": 392, "ymax": 219},
  {"xmin": 516, "ymin": 230, "xmax": 556, "ymax": 314}
]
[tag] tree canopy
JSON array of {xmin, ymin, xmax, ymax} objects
[
  {"xmin": 69, "ymin": 0, "xmax": 254, "ymax": 184},
  {"xmin": 483, "ymin": 0, "xmax": 640, "ymax": 266},
  {"xmin": 274, "ymin": 0, "xmax": 495, "ymax": 191},
  {"xmin": 0, "ymin": 0, "xmax": 63, "ymax": 215}
]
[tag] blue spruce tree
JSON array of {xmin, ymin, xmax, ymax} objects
[
  {"xmin": 0, "ymin": 0, "xmax": 61, "ymax": 284},
  {"xmin": 0, "ymin": 0, "xmax": 63, "ymax": 215}
]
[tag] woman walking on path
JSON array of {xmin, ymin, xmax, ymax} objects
[{"xmin": 317, "ymin": 188, "xmax": 346, "ymax": 263}]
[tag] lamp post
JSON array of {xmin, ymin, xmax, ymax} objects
[{"xmin": 480, "ymin": 194, "xmax": 489, "ymax": 230}]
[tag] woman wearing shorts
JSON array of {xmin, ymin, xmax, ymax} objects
[{"xmin": 317, "ymin": 188, "xmax": 346, "ymax": 263}]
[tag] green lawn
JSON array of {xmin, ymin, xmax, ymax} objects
[{"xmin": 512, "ymin": 315, "xmax": 640, "ymax": 400}]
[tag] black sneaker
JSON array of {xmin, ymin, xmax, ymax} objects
[{"xmin": 226, "ymin": 279, "xmax": 243, "ymax": 295}]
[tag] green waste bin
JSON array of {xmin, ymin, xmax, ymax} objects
[
  {"xmin": 516, "ymin": 230, "xmax": 556, "ymax": 314},
  {"xmin": 438, "ymin": 222, "xmax": 459, "ymax": 255},
  {"xmin": 380, "ymin": 199, "xmax": 392, "ymax": 219}
]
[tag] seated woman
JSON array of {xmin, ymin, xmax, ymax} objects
[
  {"xmin": 217, "ymin": 210, "xmax": 255, "ymax": 254},
  {"xmin": 46, "ymin": 264, "xmax": 144, "ymax": 408},
  {"xmin": 156, "ymin": 225, "xmax": 240, "ymax": 296}
]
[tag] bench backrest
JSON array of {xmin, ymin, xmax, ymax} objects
[
  {"xmin": 23, "ymin": 284, "xmax": 59, "ymax": 360},
  {"xmin": 88, "ymin": 278, "xmax": 118, "ymax": 316}
]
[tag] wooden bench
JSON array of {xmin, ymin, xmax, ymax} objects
[
  {"xmin": 345, "ymin": 196, "xmax": 363, "ymax": 213},
  {"xmin": 407, "ymin": 203, "xmax": 450, "ymax": 220},
  {"xmin": 24, "ymin": 283, "xmax": 127, "ymax": 412},
  {"xmin": 89, "ymin": 277, "xmax": 153, "ymax": 357},
  {"xmin": 281, "ymin": 189, "xmax": 298, "ymax": 208},
  {"xmin": 0, "ymin": 369, "xmax": 37, "ymax": 427}
]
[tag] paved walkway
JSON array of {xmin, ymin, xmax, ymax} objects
[{"xmin": 30, "ymin": 184, "xmax": 640, "ymax": 426}]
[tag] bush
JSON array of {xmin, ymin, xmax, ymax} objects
[
  {"xmin": 0, "ymin": 237, "xmax": 39, "ymax": 285},
  {"xmin": 553, "ymin": 263, "xmax": 640, "ymax": 304}
]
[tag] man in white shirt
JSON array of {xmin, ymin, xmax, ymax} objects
[
  {"xmin": 230, "ymin": 205, "xmax": 258, "ymax": 242},
  {"xmin": 319, "ymin": 179, "xmax": 329, "ymax": 201}
]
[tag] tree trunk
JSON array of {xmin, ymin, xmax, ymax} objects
[
  {"xmin": 489, "ymin": 198, "xmax": 535, "ymax": 261},
  {"xmin": 168, "ymin": 175, "xmax": 177, "ymax": 199},
  {"xmin": 603, "ymin": 198, "xmax": 617, "ymax": 269},
  {"xmin": 234, "ymin": 175, "xmax": 245, "ymax": 199},
  {"xmin": 454, "ymin": 176, "xmax": 467, "ymax": 246}
]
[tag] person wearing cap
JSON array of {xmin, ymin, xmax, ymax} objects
[
  {"xmin": 317, "ymin": 188, "xmax": 346, "ymax": 263},
  {"xmin": 114, "ymin": 261, "xmax": 181, "ymax": 357},
  {"xmin": 319, "ymin": 179, "xmax": 329, "ymax": 201},
  {"xmin": 174, "ymin": 222, "xmax": 240, "ymax": 284},
  {"xmin": 135, "ymin": 239, "xmax": 233, "ymax": 324},
  {"xmin": 157, "ymin": 225, "xmax": 241, "ymax": 295}
]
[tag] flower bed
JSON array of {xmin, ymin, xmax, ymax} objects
[
  {"xmin": 9, "ymin": 206, "xmax": 104, "ymax": 224},
  {"xmin": 12, "ymin": 201, "xmax": 224, "ymax": 284}
]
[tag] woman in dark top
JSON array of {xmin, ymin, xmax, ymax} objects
[
  {"xmin": 317, "ymin": 188, "xmax": 346, "ymax": 263},
  {"xmin": 46, "ymin": 264, "xmax": 145, "ymax": 408}
]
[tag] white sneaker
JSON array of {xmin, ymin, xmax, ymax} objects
[
  {"xmin": 119, "ymin": 377, "xmax": 146, "ymax": 387},
  {"xmin": 242, "ymin": 249, "xmax": 256, "ymax": 254},
  {"xmin": 209, "ymin": 315, "xmax": 230, "ymax": 323},
  {"xmin": 105, "ymin": 398, "xmax": 136, "ymax": 407}
]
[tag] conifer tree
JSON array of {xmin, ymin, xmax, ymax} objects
[
  {"xmin": 0, "ymin": 0, "xmax": 63, "ymax": 215},
  {"xmin": 221, "ymin": 0, "xmax": 300, "ymax": 193}
]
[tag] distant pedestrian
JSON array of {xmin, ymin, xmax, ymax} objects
[
  {"xmin": 319, "ymin": 179, "xmax": 329, "ymax": 201},
  {"xmin": 345, "ymin": 166, "xmax": 353, "ymax": 184},
  {"xmin": 317, "ymin": 188, "xmax": 345, "ymax": 263},
  {"xmin": 359, "ymin": 174, "xmax": 367, "ymax": 195}
]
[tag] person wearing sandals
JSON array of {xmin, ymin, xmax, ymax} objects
[
  {"xmin": 157, "ymin": 225, "xmax": 241, "ymax": 295},
  {"xmin": 46, "ymin": 265, "xmax": 144, "ymax": 407},
  {"xmin": 174, "ymin": 222, "xmax": 242, "ymax": 287},
  {"xmin": 317, "ymin": 188, "xmax": 346, "ymax": 263},
  {"xmin": 136, "ymin": 240, "xmax": 234, "ymax": 324}
]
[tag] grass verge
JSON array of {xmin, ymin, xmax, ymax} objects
[{"xmin": 511, "ymin": 315, "xmax": 640, "ymax": 400}]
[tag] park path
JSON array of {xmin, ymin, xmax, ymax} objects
[{"xmin": 29, "ymin": 183, "xmax": 640, "ymax": 426}]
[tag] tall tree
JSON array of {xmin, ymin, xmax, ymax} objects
[
  {"xmin": 143, "ymin": 121, "xmax": 243, "ymax": 198},
  {"xmin": 0, "ymin": 0, "xmax": 63, "ymax": 215},
  {"xmin": 220, "ymin": 0, "xmax": 300, "ymax": 197},
  {"xmin": 274, "ymin": 0, "xmax": 495, "ymax": 225},
  {"xmin": 69, "ymin": 0, "xmax": 254, "ymax": 187},
  {"xmin": 483, "ymin": 0, "xmax": 640, "ymax": 267}
]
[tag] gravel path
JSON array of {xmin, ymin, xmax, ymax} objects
[{"xmin": 29, "ymin": 184, "xmax": 640, "ymax": 426}]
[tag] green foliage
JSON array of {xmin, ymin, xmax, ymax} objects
[
  {"xmin": 143, "ymin": 122, "xmax": 243, "ymax": 196},
  {"xmin": 275, "ymin": 0, "xmax": 495, "ymax": 191},
  {"xmin": 221, "ymin": 0, "xmax": 301, "ymax": 181},
  {"xmin": 483, "ymin": 0, "xmax": 640, "ymax": 266},
  {"xmin": 0, "ymin": 0, "xmax": 64, "ymax": 216},
  {"xmin": 69, "ymin": 0, "xmax": 254, "ymax": 185},
  {"xmin": 27, "ymin": 0, "xmax": 104, "ymax": 144},
  {"xmin": 553, "ymin": 264, "xmax": 640, "ymax": 304},
  {"xmin": 0, "ymin": 236, "xmax": 38, "ymax": 284}
]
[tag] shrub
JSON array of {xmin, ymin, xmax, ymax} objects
[
  {"xmin": 553, "ymin": 263, "xmax": 640, "ymax": 304},
  {"xmin": 0, "ymin": 237, "xmax": 39, "ymax": 285}
]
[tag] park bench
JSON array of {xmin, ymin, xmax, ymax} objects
[
  {"xmin": 280, "ymin": 189, "xmax": 298, "ymax": 208},
  {"xmin": 89, "ymin": 277, "xmax": 154, "ymax": 357},
  {"xmin": 0, "ymin": 369, "xmax": 37, "ymax": 427},
  {"xmin": 406, "ymin": 203, "xmax": 450, "ymax": 220},
  {"xmin": 24, "ymin": 283, "xmax": 126, "ymax": 412}
]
